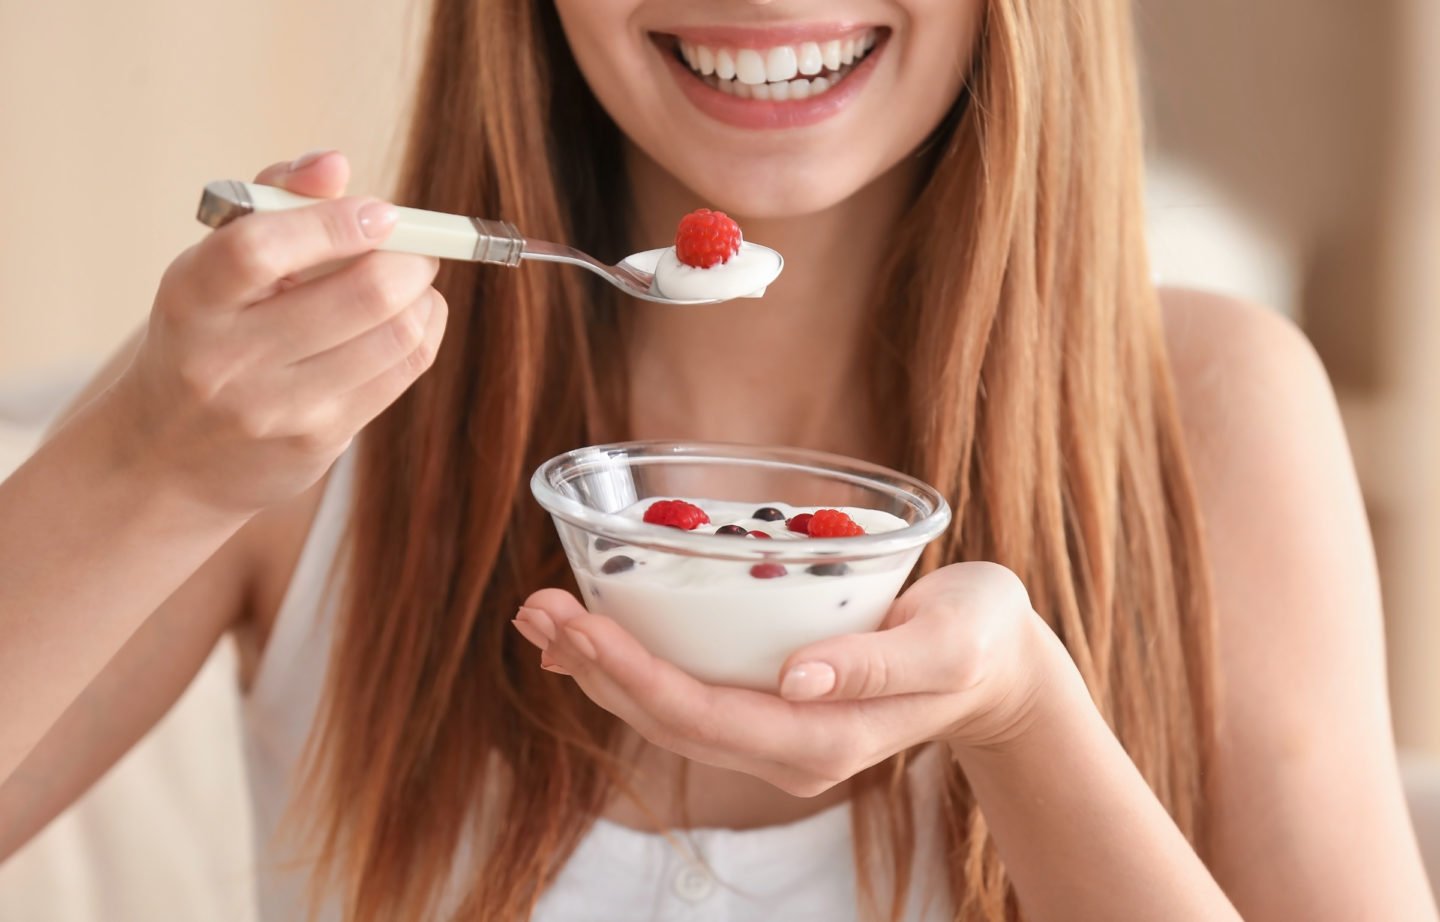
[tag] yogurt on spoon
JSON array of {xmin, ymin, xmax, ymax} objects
[{"xmin": 631, "ymin": 208, "xmax": 783, "ymax": 301}]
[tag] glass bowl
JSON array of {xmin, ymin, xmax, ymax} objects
[{"xmin": 530, "ymin": 441, "xmax": 952, "ymax": 690}]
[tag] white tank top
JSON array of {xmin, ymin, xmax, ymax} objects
[{"xmin": 239, "ymin": 450, "xmax": 953, "ymax": 921}]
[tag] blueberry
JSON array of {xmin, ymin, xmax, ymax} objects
[
  {"xmin": 715, "ymin": 524, "xmax": 749, "ymax": 536},
  {"xmin": 752, "ymin": 507, "xmax": 786, "ymax": 522},
  {"xmin": 806, "ymin": 562, "xmax": 850, "ymax": 577},
  {"xmin": 601, "ymin": 555, "xmax": 636, "ymax": 574},
  {"xmin": 594, "ymin": 538, "xmax": 624, "ymax": 552}
]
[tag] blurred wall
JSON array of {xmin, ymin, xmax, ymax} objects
[
  {"xmin": 0, "ymin": 0, "xmax": 424, "ymax": 380},
  {"xmin": 1139, "ymin": 0, "xmax": 1440, "ymax": 756}
]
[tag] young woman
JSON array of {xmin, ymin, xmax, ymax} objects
[{"xmin": 1, "ymin": 0, "xmax": 1434, "ymax": 919}]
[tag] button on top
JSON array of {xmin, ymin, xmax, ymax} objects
[{"xmin": 673, "ymin": 864, "xmax": 717, "ymax": 903}]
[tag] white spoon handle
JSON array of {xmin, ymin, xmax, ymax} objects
[{"xmin": 196, "ymin": 180, "xmax": 524, "ymax": 265}]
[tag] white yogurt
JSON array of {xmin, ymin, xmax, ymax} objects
[
  {"xmin": 651, "ymin": 242, "xmax": 783, "ymax": 302},
  {"xmin": 572, "ymin": 499, "xmax": 919, "ymax": 690}
]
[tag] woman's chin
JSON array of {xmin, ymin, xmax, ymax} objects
[{"xmin": 666, "ymin": 167, "xmax": 865, "ymax": 221}]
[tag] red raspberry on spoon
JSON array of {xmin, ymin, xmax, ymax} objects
[{"xmin": 675, "ymin": 208, "xmax": 742, "ymax": 268}]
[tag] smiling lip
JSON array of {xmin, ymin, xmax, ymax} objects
[{"xmin": 655, "ymin": 27, "xmax": 888, "ymax": 130}]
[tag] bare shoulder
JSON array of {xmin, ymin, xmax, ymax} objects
[
  {"xmin": 1160, "ymin": 286, "xmax": 1330, "ymax": 456},
  {"xmin": 1158, "ymin": 288, "xmax": 1358, "ymax": 593},
  {"xmin": 1157, "ymin": 289, "xmax": 1434, "ymax": 919},
  {"xmin": 1157, "ymin": 287, "xmax": 1365, "ymax": 664},
  {"xmin": 1156, "ymin": 289, "xmax": 1370, "ymax": 658}
]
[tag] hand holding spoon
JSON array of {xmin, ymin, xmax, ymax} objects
[{"xmin": 197, "ymin": 181, "xmax": 782, "ymax": 305}]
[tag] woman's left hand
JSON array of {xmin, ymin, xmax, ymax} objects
[{"xmin": 515, "ymin": 561, "xmax": 1077, "ymax": 796}]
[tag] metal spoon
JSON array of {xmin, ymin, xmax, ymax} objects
[{"xmin": 196, "ymin": 180, "xmax": 782, "ymax": 305}]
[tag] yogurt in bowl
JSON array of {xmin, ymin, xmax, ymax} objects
[{"xmin": 530, "ymin": 443, "xmax": 952, "ymax": 690}]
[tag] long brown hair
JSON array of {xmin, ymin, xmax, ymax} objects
[{"xmin": 299, "ymin": 0, "xmax": 1216, "ymax": 919}]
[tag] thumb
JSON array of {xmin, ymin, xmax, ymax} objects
[
  {"xmin": 253, "ymin": 149, "xmax": 351, "ymax": 199},
  {"xmin": 778, "ymin": 606, "xmax": 962, "ymax": 702}
]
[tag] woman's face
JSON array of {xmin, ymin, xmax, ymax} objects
[{"xmin": 553, "ymin": 0, "xmax": 982, "ymax": 218}]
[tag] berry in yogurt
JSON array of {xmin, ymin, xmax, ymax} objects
[
  {"xmin": 601, "ymin": 555, "xmax": 637, "ymax": 574},
  {"xmin": 642, "ymin": 499, "xmax": 710, "ymax": 530},
  {"xmin": 806, "ymin": 508, "xmax": 866, "ymax": 538},
  {"xmin": 786, "ymin": 512, "xmax": 814, "ymax": 534}
]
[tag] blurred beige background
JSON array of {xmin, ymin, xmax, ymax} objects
[
  {"xmin": 0, "ymin": 0, "xmax": 427, "ymax": 381},
  {"xmin": 0, "ymin": 0, "xmax": 1436, "ymax": 918}
]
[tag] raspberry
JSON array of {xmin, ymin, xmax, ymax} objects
[
  {"xmin": 806, "ymin": 509, "xmax": 866, "ymax": 538},
  {"xmin": 786, "ymin": 513, "xmax": 814, "ymax": 534},
  {"xmin": 643, "ymin": 499, "xmax": 710, "ymax": 530},
  {"xmin": 749, "ymin": 563, "xmax": 788, "ymax": 579},
  {"xmin": 674, "ymin": 208, "xmax": 742, "ymax": 268}
]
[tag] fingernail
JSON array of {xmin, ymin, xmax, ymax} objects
[
  {"xmin": 540, "ymin": 651, "xmax": 570, "ymax": 675},
  {"xmin": 512, "ymin": 619, "xmax": 550, "ymax": 651},
  {"xmin": 515, "ymin": 606, "xmax": 556, "ymax": 643},
  {"xmin": 563, "ymin": 627, "xmax": 598, "ymax": 661},
  {"xmin": 780, "ymin": 662, "xmax": 836, "ymax": 700},
  {"xmin": 358, "ymin": 201, "xmax": 398, "ymax": 239},
  {"xmin": 289, "ymin": 148, "xmax": 336, "ymax": 171}
]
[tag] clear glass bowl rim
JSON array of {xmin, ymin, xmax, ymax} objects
[{"xmin": 530, "ymin": 440, "xmax": 954, "ymax": 563}]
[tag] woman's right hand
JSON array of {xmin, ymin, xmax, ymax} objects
[{"xmin": 110, "ymin": 150, "xmax": 446, "ymax": 515}]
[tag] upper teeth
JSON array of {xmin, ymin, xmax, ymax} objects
[{"xmin": 679, "ymin": 29, "xmax": 879, "ymax": 87}]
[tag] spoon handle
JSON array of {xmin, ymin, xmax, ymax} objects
[{"xmin": 196, "ymin": 180, "xmax": 525, "ymax": 266}]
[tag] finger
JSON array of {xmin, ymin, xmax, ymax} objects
[
  {"xmin": 783, "ymin": 582, "xmax": 996, "ymax": 697},
  {"xmin": 780, "ymin": 561, "xmax": 1037, "ymax": 702},
  {"xmin": 537, "ymin": 618, "xmax": 812, "ymax": 787},
  {"xmin": 519, "ymin": 588, "xmax": 590, "ymax": 637},
  {"xmin": 248, "ymin": 251, "xmax": 440, "ymax": 362},
  {"xmin": 519, "ymin": 591, "xmax": 924, "ymax": 795},
  {"xmin": 777, "ymin": 616, "xmax": 956, "ymax": 703},
  {"xmin": 286, "ymin": 287, "xmax": 438, "ymax": 395},
  {"xmin": 252, "ymin": 151, "xmax": 351, "ymax": 294},
  {"xmin": 327, "ymin": 286, "xmax": 448, "ymax": 431},
  {"xmin": 532, "ymin": 604, "xmax": 838, "ymax": 766},
  {"xmin": 184, "ymin": 195, "xmax": 398, "ymax": 310},
  {"xmin": 514, "ymin": 594, "xmax": 733, "ymax": 762},
  {"xmin": 254, "ymin": 149, "xmax": 350, "ymax": 198}
]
